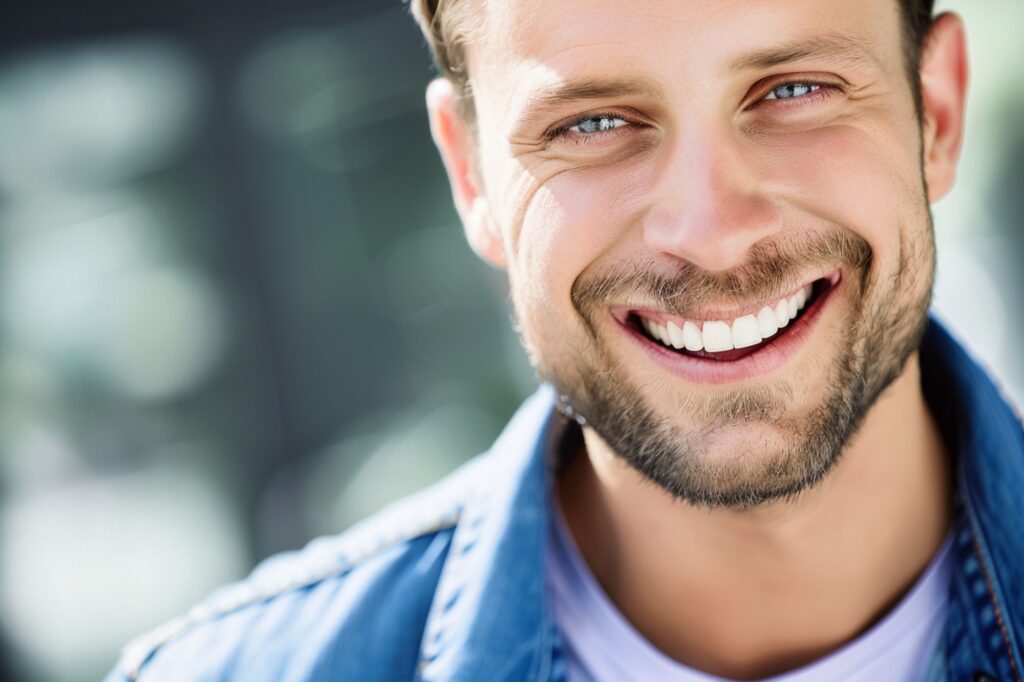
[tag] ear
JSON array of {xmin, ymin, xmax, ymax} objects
[
  {"xmin": 918, "ymin": 12, "xmax": 969, "ymax": 203},
  {"xmin": 426, "ymin": 78, "xmax": 507, "ymax": 269}
]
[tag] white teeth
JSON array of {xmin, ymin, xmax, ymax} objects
[
  {"xmin": 702, "ymin": 320, "xmax": 733, "ymax": 352},
  {"xmin": 757, "ymin": 306, "xmax": 779, "ymax": 339},
  {"xmin": 774, "ymin": 299, "xmax": 790, "ymax": 328},
  {"xmin": 682, "ymin": 321, "xmax": 703, "ymax": 351},
  {"xmin": 732, "ymin": 315, "xmax": 762, "ymax": 349},
  {"xmin": 667, "ymin": 321, "xmax": 685, "ymax": 349},
  {"xmin": 796, "ymin": 283, "xmax": 812, "ymax": 310},
  {"xmin": 642, "ymin": 318, "xmax": 660, "ymax": 343},
  {"xmin": 640, "ymin": 281, "xmax": 818, "ymax": 354}
]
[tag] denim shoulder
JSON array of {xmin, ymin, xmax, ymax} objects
[{"xmin": 103, "ymin": 455, "xmax": 485, "ymax": 682}]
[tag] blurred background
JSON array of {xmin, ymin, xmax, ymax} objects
[{"xmin": 0, "ymin": 1, "xmax": 1020, "ymax": 680}]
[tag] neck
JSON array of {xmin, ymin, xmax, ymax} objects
[{"xmin": 557, "ymin": 353, "xmax": 954, "ymax": 680}]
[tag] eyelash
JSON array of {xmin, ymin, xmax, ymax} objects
[
  {"xmin": 753, "ymin": 79, "xmax": 837, "ymax": 109},
  {"xmin": 547, "ymin": 79, "xmax": 840, "ymax": 145}
]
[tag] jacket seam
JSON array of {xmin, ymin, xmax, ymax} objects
[
  {"xmin": 947, "ymin": 327, "xmax": 1024, "ymax": 681},
  {"xmin": 121, "ymin": 510, "xmax": 462, "ymax": 681},
  {"xmin": 961, "ymin": 470, "xmax": 1023, "ymax": 682}
]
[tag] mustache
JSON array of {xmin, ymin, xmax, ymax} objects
[{"xmin": 571, "ymin": 230, "xmax": 872, "ymax": 317}]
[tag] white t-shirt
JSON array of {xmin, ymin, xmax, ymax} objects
[{"xmin": 545, "ymin": 500, "xmax": 953, "ymax": 682}]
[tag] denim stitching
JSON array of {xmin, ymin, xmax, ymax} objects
[
  {"xmin": 122, "ymin": 506, "xmax": 463, "ymax": 681},
  {"xmin": 961, "ymin": 475, "xmax": 1023, "ymax": 682}
]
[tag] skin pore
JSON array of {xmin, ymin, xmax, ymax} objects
[{"xmin": 427, "ymin": 0, "xmax": 969, "ymax": 678}]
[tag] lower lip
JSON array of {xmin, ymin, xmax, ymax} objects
[{"xmin": 614, "ymin": 279, "xmax": 840, "ymax": 385}]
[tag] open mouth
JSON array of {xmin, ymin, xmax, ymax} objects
[{"xmin": 621, "ymin": 274, "xmax": 839, "ymax": 364}]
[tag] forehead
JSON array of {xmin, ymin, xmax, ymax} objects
[{"xmin": 470, "ymin": 0, "xmax": 901, "ymax": 120}]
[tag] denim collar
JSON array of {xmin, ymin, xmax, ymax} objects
[
  {"xmin": 416, "ymin": 315, "xmax": 1023, "ymax": 682},
  {"xmin": 922, "ymin": 318, "xmax": 1024, "ymax": 681},
  {"xmin": 416, "ymin": 382, "xmax": 561, "ymax": 681}
]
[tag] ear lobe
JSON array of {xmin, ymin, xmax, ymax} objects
[
  {"xmin": 426, "ymin": 78, "xmax": 507, "ymax": 269},
  {"xmin": 919, "ymin": 12, "xmax": 969, "ymax": 203}
]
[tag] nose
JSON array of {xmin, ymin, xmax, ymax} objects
[{"xmin": 642, "ymin": 123, "xmax": 782, "ymax": 272}]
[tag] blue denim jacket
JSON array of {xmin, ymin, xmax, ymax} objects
[{"xmin": 106, "ymin": 317, "xmax": 1023, "ymax": 682}]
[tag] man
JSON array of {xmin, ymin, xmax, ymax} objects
[{"xmin": 106, "ymin": 0, "xmax": 1023, "ymax": 680}]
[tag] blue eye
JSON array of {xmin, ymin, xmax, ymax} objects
[
  {"xmin": 764, "ymin": 82, "xmax": 821, "ymax": 100},
  {"xmin": 570, "ymin": 116, "xmax": 629, "ymax": 134}
]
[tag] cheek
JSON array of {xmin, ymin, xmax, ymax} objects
[
  {"xmin": 513, "ymin": 168, "xmax": 639, "ymax": 318},
  {"xmin": 761, "ymin": 122, "xmax": 926, "ymax": 270}
]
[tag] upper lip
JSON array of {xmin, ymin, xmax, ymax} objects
[{"xmin": 610, "ymin": 269, "xmax": 840, "ymax": 324}]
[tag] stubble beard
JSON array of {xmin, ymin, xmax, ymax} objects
[{"xmin": 516, "ymin": 219, "xmax": 935, "ymax": 510}]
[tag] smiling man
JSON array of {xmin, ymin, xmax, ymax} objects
[{"xmin": 107, "ymin": 1, "xmax": 1024, "ymax": 681}]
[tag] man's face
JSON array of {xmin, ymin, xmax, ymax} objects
[{"xmin": 461, "ymin": 0, "xmax": 939, "ymax": 507}]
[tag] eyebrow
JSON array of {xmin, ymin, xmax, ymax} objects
[
  {"xmin": 729, "ymin": 33, "xmax": 881, "ymax": 73},
  {"xmin": 527, "ymin": 76, "xmax": 663, "ymax": 105}
]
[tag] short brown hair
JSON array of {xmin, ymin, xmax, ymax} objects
[{"xmin": 409, "ymin": 0, "xmax": 936, "ymax": 121}]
